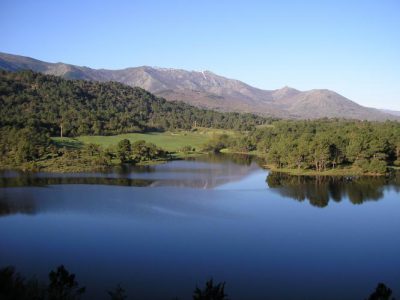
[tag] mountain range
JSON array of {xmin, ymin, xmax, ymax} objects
[{"xmin": 0, "ymin": 52, "xmax": 398, "ymax": 121}]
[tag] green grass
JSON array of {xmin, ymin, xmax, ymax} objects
[{"xmin": 52, "ymin": 128, "xmax": 234, "ymax": 152}]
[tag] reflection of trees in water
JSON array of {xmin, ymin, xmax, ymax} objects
[
  {"xmin": 113, "ymin": 164, "xmax": 155, "ymax": 175},
  {"xmin": 0, "ymin": 177, "xmax": 154, "ymax": 216},
  {"xmin": 195, "ymin": 153, "xmax": 255, "ymax": 166},
  {"xmin": 0, "ymin": 154, "xmax": 261, "ymax": 217},
  {"xmin": 266, "ymin": 172, "xmax": 400, "ymax": 207},
  {"xmin": 0, "ymin": 154, "xmax": 260, "ymax": 191},
  {"xmin": 0, "ymin": 177, "xmax": 154, "ymax": 188},
  {"xmin": 0, "ymin": 196, "xmax": 36, "ymax": 216}
]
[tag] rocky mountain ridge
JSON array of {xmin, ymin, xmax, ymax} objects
[{"xmin": 0, "ymin": 52, "xmax": 397, "ymax": 121}]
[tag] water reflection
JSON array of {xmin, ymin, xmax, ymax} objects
[
  {"xmin": 266, "ymin": 171, "xmax": 400, "ymax": 207},
  {"xmin": 0, "ymin": 154, "xmax": 261, "ymax": 217},
  {"xmin": 1, "ymin": 155, "xmax": 400, "ymax": 300},
  {"xmin": 1, "ymin": 154, "xmax": 399, "ymax": 218},
  {"xmin": 0, "ymin": 176, "xmax": 154, "ymax": 188},
  {"xmin": 0, "ymin": 154, "xmax": 259, "ymax": 189}
]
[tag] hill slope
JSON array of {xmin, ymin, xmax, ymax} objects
[
  {"xmin": 0, "ymin": 52, "xmax": 397, "ymax": 121},
  {"xmin": 380, "ymin": 109, "xmax": 400, "ymax": 117},
  {"xmin": 0, "ymin": 70, "xmax": 265, "ymax": 136}
]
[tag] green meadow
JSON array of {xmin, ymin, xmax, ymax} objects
[{"xmin": 52, "ymin": 128, "xmax": 235, "ymax": 152}]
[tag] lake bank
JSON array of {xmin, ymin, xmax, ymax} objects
[{"xmin": 262, "ymin": 164, "xmax": 389, "ymax": 177}]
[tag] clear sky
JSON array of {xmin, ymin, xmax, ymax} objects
[{"xmin": 1, "ymin": 0, "xmax": 399, "ymax": 110}]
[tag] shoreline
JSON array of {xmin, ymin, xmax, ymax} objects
[
  {"xmin": 0, "ymin": 152, "xmax": 207, "ymax": 174},
  {"xmin": 1, "ymin": 150, "xmax": 396, "ymax": 176},
  {"xmin": 262, "ymin": 164, "xmax": 389, "ymax": 177}
]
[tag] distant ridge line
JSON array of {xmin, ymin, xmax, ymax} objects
[{"xmin": 0, "ymin": 51, "xmax": 398, "ymax": 121}]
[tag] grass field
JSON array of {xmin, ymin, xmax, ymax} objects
[{"xmin": 52, "ymin": 128, "xmax": 235, "ymax": 152}]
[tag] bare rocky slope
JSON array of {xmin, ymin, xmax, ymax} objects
[{"xmin": 0, "ymin": 52, "xmax": 397, "ymax": 121}]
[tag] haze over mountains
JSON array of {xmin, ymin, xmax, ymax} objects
[{"xmin": 0, "ymin": 52, "xmax": 398, "ymax": 121}]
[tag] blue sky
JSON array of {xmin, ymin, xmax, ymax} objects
[{"xmin": 1, "ymin": 0, "xmax": 399, "ymax": 110}]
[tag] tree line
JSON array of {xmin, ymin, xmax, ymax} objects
[{"xmin": 203, "ymin": 120, "xmax": 400, "ymax": 174}]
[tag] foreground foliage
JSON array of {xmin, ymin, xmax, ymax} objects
[
  {"xmin": 193, "ymin": 279, "xmax": 228, "ymax": 300},
  {"xmin": 0, "ymin": 265, "xmax": 395, "ymax": 299},
  {"xmin": 0, "ymin": 265, "xmax": 85, "ymax": 300}
]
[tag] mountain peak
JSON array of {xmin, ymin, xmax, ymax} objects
[
  {"xmin": 272, "ymin": 86, "xmax": 300, "ymax": 100},
  {"xmin": 0, "ymin": 52, "xmax": 398, "ymax": 121}
]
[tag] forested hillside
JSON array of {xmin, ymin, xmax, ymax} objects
[{"xmin": 0, "ymin": 70, "xmax": 266, "ymax": 136}]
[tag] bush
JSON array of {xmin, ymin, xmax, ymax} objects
[
  {"xmin": 131, "ymin": 140, "xmax": 169, "ymax": 162},
  {"xmin": 179, "ymin": 145, "xmax": 195, "ymax": 153},
  {"xmin": 202, "ymin": 134, "xmax": 231, "ymax": 153},
  {"xmin": 356, "ymin": 158, "xmax": 387, "ymax": 174},
  {"xmin": 367, "ymin": 158, "xmax": 387, "ymax": 174}
]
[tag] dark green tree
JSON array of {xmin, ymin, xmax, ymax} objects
[
  {"xmin": 107, "ymin": 284, "xmax": 127, "ymax": 300},
  {"xmin": 367, "ymin": 283, "xmax": 394, "ymax": 300},
  {"xmin": 117, "ymin": 139, "xmax": 131, "ymax": 163},
  {"xmin": 0, "ymin": 266, "xmax": 44, "ymax": 300},
  {"xmin": 47, "ymin": 265, "xmax": 86, "ymax": 300},
  {"xmin": 193, "ymin": 279, "xmax": 228, "ymax": 300}
]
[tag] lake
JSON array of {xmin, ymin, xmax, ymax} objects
[{"xmin": 0, "ymin": 154, "xmax": 399, "ymax": 300}]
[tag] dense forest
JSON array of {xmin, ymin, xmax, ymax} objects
[
  {"xmin": 0, "ymin": 70, "xmax": 266, "ymax": 136},
  {"xmin": 207, "ymin": 120, "xmax": 400, "ymax": 174}
]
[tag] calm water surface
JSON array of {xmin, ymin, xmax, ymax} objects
[{"xmin": 0, "ymin": 154, "xmax": 399, "ymax": 300}]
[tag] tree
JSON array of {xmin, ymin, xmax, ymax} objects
[
  {"xmin": 311, "ymin": 135, "xmax": 331, "ymax": 172},
  {"xmin": 367, "ymin": 283, "xmax": 394, "ymax": 300},
  {"xmin": 107, "ymin": 284, "xmax": 127, "ymax": 300},
  {"xmin": 47, "ymin": 265, "xmax": 86, "ymax": 300},
  {"xmin": 15, "ymin": 127, "xmax": 50, "ymax": 163},
  {"xmin": 117, "ymin": 139, "xmax": 131, "ymax": 163},
  {"xmin": 0, "ymin": 266, "xmax": 44, "ymax": 300},
  {"xmin": 193, "ymin": 279, "xmax": 228, "ymax": 300},
  {"xmin": 267, "ymin": 140, "xmax": 286, "ymax": 168},
  {"xmin": 131, "ymin": 140, "xmax": 168, "ymax": 162}
]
